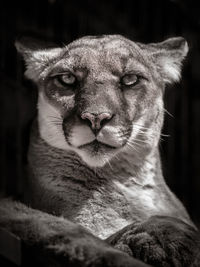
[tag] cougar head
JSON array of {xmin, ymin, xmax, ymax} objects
[{"xmin": 16, "ymin": 35, "xmax": 188, "ymax": 167}]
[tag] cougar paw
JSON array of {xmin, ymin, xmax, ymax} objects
[{"xmin": 107, "ymin": 216, "xmax": 200, "ymax": 267}]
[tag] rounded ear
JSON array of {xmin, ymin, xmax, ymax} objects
[
  {"xmin": 15, "ymin": 37, "xmax": 63, "ymax": 82},
  {"xmin": 138, "ymin": 37, "xmax": 189, "ymax": 84}
]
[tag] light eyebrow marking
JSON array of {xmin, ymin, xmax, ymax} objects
[
  {"xmin": 48, "ymin": 67, "xmax": 74, "ymax": 77},
  {"xmin": 123, "ymin": 58, "xmax": 151, "ymax": 79}
]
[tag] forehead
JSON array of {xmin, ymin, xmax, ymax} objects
[{"xmin": 53, "ymin": 35, "xmax": 149, "ymax": 74}]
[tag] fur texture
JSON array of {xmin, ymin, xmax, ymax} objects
[
  {"xmin": 0, "ymin": 198, "xmax": 148, "ymax": 267},
  {"xmin": 16, "ymin": 35, "xmax": 188, "ymax": 168},
  {"xmin": 0, "ymin": 35, "xmax": 199, "ymax": 267},
  {"xmin": 107, "ymin": 216, "xmax": 200, "ymax": 266},
  {"xmin": 19, "ymin": 34, "xmax": 191, "ymax": 238}
]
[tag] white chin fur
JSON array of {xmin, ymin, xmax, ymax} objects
[{"xmin": 76, "ymin": 149, "xmax": 113, "ymax": 168}]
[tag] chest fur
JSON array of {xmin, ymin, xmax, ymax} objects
[
  {"xmin": 29, "ymin": 166, "xmax": 171, "ymax": 239},
  {"xmin": 28, "ymin": 133, "xmax": 188, "ymax": 239}
]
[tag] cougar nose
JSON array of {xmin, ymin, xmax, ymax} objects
[{"xmin": 81, "ymin": 112, "xmax": 113, "ymax": 133}]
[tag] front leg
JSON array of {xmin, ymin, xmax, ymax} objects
[
  {"xmin": 0, "ymin": 199, "xmax": 148, "ymax": 267},
  {"xmin": 107, "ymin": 216, "xmax": 200, "ymax": 267}
]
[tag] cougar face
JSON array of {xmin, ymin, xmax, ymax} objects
[{"xmin": 16, "ymin": 35, "xmax": 188, "ymax": 167}]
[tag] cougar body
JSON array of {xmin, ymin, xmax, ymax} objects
[
  {"xmin": 28, "ymin": 122, "xmax": 190, "ymax": 239},
  {"xmin": 16, "ymin": 35, "xmax": 192, "ymax": 239}
]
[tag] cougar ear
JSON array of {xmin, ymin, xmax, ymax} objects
[
  {"xmin": 139, "ymin": 37, "xmax": 189, "ymax": 84},
  {"xmin": 15, "ymin": 37, "xmax": 63, "ymax": 82}
]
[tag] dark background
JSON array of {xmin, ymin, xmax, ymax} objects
[{"xmin": 0, "ymin": 0, "xmax": 200, "ymax": 226}]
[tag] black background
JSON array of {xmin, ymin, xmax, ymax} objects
[{"xmin": 0, "ymin": 0, "xmax": 200, "ymax": 227}]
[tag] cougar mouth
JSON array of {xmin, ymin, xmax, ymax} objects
[{"xmin": 78, "ymin": 140, "xmax": 117, "ymax": 152}]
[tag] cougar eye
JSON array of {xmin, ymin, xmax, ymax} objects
[
  {"xmin": 54, "ymin": 73, "xmax": 76, "ymax": 87},
  {"xmin": 121, "ymin": 74, "xmax": 139, "ymax": 86}
]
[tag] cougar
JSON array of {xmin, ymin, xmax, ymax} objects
[{"xmin": 0, "ymin": 35, "xmax": 199, "ymax": 267}]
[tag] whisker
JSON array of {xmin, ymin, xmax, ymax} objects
[
  {"xmin": 111, "ymin": 153, "xmax": 121, "ymax": 164},
  {"xmin": 137, "ymin": 130, "xmax": 155, "ymax": 138},
  {"xmin": 106, "ymin": 158, "xmax": 113, "ymax": 171},
  {"xmin": 102, "ymin": 157, "xmax": 113, "ymax": 171},
  {"xmin": 134, "ymin": 138, "xmax": 150, "ymax": 144},
  {"xmin": 162, "ymin": 108, "xmax": 174, "ymax": 118},
  {"xmin": 160, "ymin": 133, "xmax": 170, "ymax": 137},
  {"xmin": 48, "ymin": 115, "xmax": 62, "ymax": 120},
  {"xmin": 128, "ymin": 141, "xmax": 148, "ymax": 147},
  {"xmin": 48, "ymin": 121, "xmax": 63, "ymax": 126},
  {"xmin": 132, "ymin": 124, "xmax": 149, "ymax": 129},
  {"xmin": 117, "ymin": 129, "xmax": 155, "ymax": 140},
  {"xmin": 114, "ymin": 154, "xmax": 120, "ymax": 161},
  {"xmin": 127, "ymin": 142, "xmax": 143, "ymax": 149},
  {"xmin": 128, "ymin": 144, "xmax": 140, "ymax": 154},
  {"xmin": 126, "ymin": 142, "xmax": 140, "ymax": 153}
]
